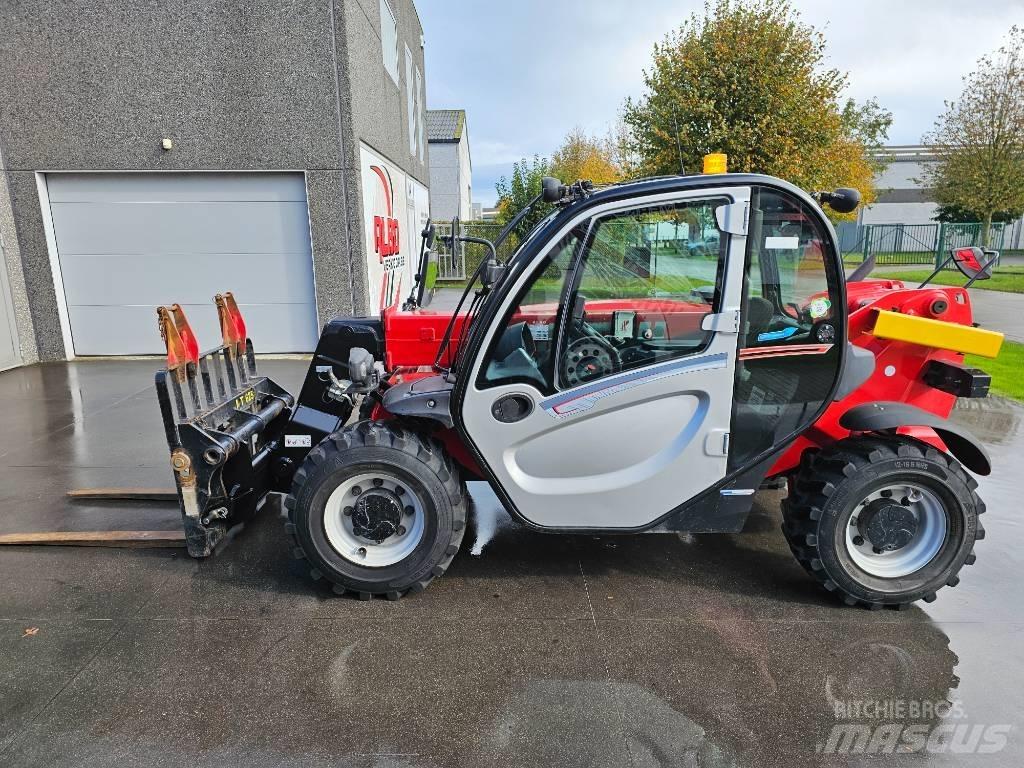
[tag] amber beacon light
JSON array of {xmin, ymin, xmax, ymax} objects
[{"xmin": 703, "ymin": 153, "xmax": 728, "ymax": 174}]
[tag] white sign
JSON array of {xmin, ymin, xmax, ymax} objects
[
  {"xmin": 765, "ymin": 236, "xmax": 800, "ymax": 250},
  {"xmin": 359, "ymin": 143, "xmax": 430, "ymax": 312}
]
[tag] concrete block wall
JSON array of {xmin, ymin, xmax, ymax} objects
[{"xmin": 0, "ymin": 0, "xmax": 428, "ymax": 361}]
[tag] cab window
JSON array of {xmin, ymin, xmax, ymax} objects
[
  {"xmin": 742, "ymin": 190, "xmax": 838, "ymax": 348},
  {"xmin": 477, "ymin": 226, "xmax": 584, "ymax": 392},
  {"xmin": 557, "ymin": 199, "xmax": 728, "ymax": 389},
  {"xmin": 730, "ymin": 187, "xmax": 843, "ymax": 469},
  {"xmin": 478, "ymin": 197, "xmax": 729, "ymax": 394}
]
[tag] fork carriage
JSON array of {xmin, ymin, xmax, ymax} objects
[{"xmin": 155, "ymin": 293, "xmax": 294, "ymax": 556}]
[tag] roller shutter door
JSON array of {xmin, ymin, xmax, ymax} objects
[{"xmin": 45, "ymin": 172, "xmax": 318, "ymax": 355}]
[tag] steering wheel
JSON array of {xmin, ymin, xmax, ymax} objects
[{"xmin": 561, "ymin": 333, "xmax": 621, "ymax": 388}]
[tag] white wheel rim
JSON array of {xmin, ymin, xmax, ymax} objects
[
  {"xmin": 323, "ymin": 472, "xmax": 425, "ymax": 567},
  {"xmin": 845, "ymin": 483, "xmax": 948, "ymax": 578}
]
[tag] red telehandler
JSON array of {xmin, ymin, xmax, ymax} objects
[{"xmin": 155, "ymin": 164, "xmax": 1004, "ymax": 607}]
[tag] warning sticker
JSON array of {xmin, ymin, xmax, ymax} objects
[
  {"xmin": 808, "ymin": 297, "xmax": 832, "ymax": 319},
  {"xmin": 285, "ymin": 435, "xmax": 312, "ymax": 448},
  {"xmin": 529, "ymin": 323, "xmax": 550, "ymax": 341}
]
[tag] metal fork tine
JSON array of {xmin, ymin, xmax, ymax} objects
[
  {"xmin": 223, "ymin": 348, "xmax": 238, "ymax": 393},
  {"xmin": 198, "ymin": 357, "xmax": 215, "ymax": 409},
  {"xmin": 235, "ymin": 352, "xmax": 248, "ymax": 387},
  {"xmin": 185, "ymin": 363, "xmax": 202, "ymax": 414},
  {"xmin": 212, "ymin": 353, "xmax": 227, "ymax": 401},
  {"xmin": 245, "ymin": 340, "xmax": 258, "ymax": 376},
  {"xmin": 170, "ymin": 374, "xmax": 188, "ymax": 421}
]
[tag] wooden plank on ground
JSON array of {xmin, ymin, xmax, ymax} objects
[
  {"xmin": 0, "ymin": 530, "xmax": 186, "ymax": 548},
  {"xmin": 67, "ymin": 488, "xmax": 178, "ymax": 502}
]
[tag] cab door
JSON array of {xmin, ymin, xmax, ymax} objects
[{"xmin": 459, "ymin": 188, "xmax": 749, "ymax": 529}]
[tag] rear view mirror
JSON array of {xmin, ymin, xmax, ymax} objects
[
  {"xmin": 951, "ymin": 246, "xmax": 995, "ymax": 281},
  {"xmin": 541, "ymin": 176, "xmax": 565, "ymax": 203},
  {"xmin": 819, "ymin": 188, "xmax": 861, "ymax": 214}
]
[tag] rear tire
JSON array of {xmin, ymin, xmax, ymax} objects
[
  {"xmin": 782, "ymin": 435, "xmax": 984, "ymax": 609},
  {"xmin": 285, "ymin": 421, "xmax": 468, "ymax": 600}
]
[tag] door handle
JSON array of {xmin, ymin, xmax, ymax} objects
[{"xmin": 491, "ymin": 393, "xmax": 534, "ymax": 423}]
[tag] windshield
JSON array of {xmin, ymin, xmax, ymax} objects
[{"xmin": 507, "ymin": 209, "xmax": 561, "ymax": 266}]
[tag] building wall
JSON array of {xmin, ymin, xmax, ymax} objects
[
  {"xmin": 866, "ymin": 147, "xmax": 1024, "ymax": 241},
  {"xmin": 428, "ymin": 143, "xmax": 461, "ymax": 220},
  {"xmin": 874, "ymin": 159, "xmax": 929, "ymax": 191},
  {"xmin": 0, "ymin": 0, "xmax": 427, "ymax": 362},
  {"xmin": 427, "ymin": 134, "xmax": 472, "ymax": 221},
  {"xmin": 457, "ymin": 125, "xmax": 473, "ymax": 220},
  {"xmin": 861, "ymin": 202, "xmax": 939, "ymax": 226}
]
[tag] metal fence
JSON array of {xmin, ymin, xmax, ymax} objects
[
  {"xmin": 433, "ymin": 221, "xmax": 509, "ymax": 281},
  {"xmin": 437, "ymin": 219, "xmax": 1021, "ymax": 280},
  {"xmin": 839, "ymin": 221, "xmax": 1019, "ymax": 266}
]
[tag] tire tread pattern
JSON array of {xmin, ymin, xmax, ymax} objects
[
  {"xmin": 782, "ymin": 435, "xmax": 982, "ymax": 609},
  {"xmin": 284, "ymin": 421, "xmax": 468, "ymax": 600}
]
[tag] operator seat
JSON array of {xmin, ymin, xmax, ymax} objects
[{"xmin": 745, "ymin": 297, "xmax": 774, "ymax": 346}]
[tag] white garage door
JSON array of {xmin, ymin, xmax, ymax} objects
[{"xmin": 45, "ymin": 172, "xmax": 319, "ymax": 355}]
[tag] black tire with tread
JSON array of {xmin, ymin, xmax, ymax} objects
[
  {"xmin": 782, "ymin": 435, "xmax": 983, "ymax": 609},
  {"xmin": 285, "ymin": 420, "xmax": 468, "ymax": 600}
]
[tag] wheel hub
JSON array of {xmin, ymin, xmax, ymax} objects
[
  {"xmin": 858, "ymin": 499, "xmax": 919, "ymax": 552},
  {"xmin": 352, "ymin": 489, "xmax": 404, "ymax": 543},
  {"xmin": 323, "ymin": 472, "xmax": 426, "ymax": 567},
  {"xmin": 845, "ymin": 483, "xmax": 949, "ymax": 579}
]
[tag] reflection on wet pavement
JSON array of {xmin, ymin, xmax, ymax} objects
[{"xmin": 0, "ymin": 361, "xmax": 1021, "ymax": 767}]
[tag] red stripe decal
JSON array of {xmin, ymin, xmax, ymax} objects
[
  {"xmin": 739, "ymin": 344, "xmax": 833, "ymax": 360},
  {"xmin": 370, "ymin": 165, "xmax": 393, "ymax": 217}
]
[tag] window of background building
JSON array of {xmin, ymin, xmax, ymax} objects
[{"xmin": 380, "ymin": 0, "xmax": 399, "ymax": 85}]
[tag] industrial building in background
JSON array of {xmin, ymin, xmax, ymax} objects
[
  {"xmin": 426, "ymin": 109, "xmax": 473, "ymax": 221},
  {"xmin": 864, "ymin": 145, "xmax": 1024, "ymax": 238},
  {"xmin": 0, "ymin": 0, "xmax": 430, "ymax": 368}
]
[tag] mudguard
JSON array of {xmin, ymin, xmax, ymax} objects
[{"xmin": 839, "ymin": 401, "xmax": 991, "ymax": 475}]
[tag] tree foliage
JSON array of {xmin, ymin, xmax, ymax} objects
[
  {"xmin": 495, "ymin": 155, "xmax": 554, "ymax": 238},
  {"xmin": 621, "ymin": 0, "xmax": 890, "ymax": 216},
  {"xmin": 550, "ymin": 127, "xmax": 623, "ymax": 186},
  {"xmin": 921, "ymin": 27, "xmax": 1024, "ymax": 243}
]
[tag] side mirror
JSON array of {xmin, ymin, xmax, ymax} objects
[
  {"xmin": 541, "ymin": 176, "xmax": 565, "ymax": 203},
  {"xmin": 819, "ymin": 188, "xmax": 861, "ymax": 214},
  {"xmin": 952, "ymin": 246, "xmax": 995, "ymax": 281}
]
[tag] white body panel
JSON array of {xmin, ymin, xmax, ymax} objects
[{"xmin": 461, "ymin": 187, "xmax": 749, "ymax": 529}]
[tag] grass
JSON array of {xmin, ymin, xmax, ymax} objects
[
  {"xmin": 842, "ymin": 249, "xmax": 1024, "ymax": 267},
  {"xmin": 871, "ymin": 266, "xmax": 1024, "ymax": 294},
  {"xmin": 966, "ymin": 340, "xmax": 1024, "ymax": 401},
  {"xmin": 842, "ymin": 251, "xmax": 933, "ymax": 266}
]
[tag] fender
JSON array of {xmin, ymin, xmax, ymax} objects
[{"xmin": 839, "ymin": 401, "xmax": 991, "ymax": 476}]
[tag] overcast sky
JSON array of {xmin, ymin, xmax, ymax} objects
[{"xmin": 418, "ymin": 0, "xmax": 1024, "ymax": 206}]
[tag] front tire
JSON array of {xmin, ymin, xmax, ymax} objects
[
  {"xmin": 285, "ymin": 421, "xmax": 468, "ymax": 600},
  {"xmin": 782, "ymin": 435, "xmax": 984, "ymax": 609}
]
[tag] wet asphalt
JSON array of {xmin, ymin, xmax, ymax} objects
[{"xmin": 0, "ymin": 359, "xmax": 1022, "ymax": 767}]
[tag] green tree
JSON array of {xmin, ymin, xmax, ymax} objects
[
  {"xmin": 495, "ymin": 155, "xmax": 554, "ymax": 238},
  {"xmin": 621, "ymin": 0, "xmax": 891, "ymax": 214},
  {"xmin": 922, "ymin": 27, "xmax": 1024, "ymax": 245},
  {"xmin": 550, "ymin": 127, "xmax": 622, "ymax": 185},
  {"xmin": 934, "ymin": 202, "xmax": 1023, "ymax": 225}
]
